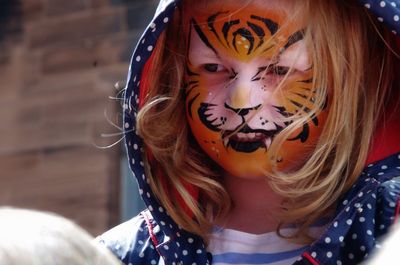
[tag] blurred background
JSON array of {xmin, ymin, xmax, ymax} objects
[{"xmin": 0, "ymin": 0, "xmax": 157, "ymax": 235}]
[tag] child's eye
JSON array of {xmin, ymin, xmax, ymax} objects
[
  {"xmin": 273, "ymin": 66, "xmax": 290, "ymax": 76},
  {"xmin": 203, "ymin": 63, "xmax": 226, "ymax": 73}
]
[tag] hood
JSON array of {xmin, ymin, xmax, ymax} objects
[{"xmin": 122, "ymin": 0, "xmax": 400, "ymax": 253}]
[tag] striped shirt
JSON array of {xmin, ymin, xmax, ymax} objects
[{"xmin": 207, "ymin": 227, "xmax": 323, "ymax": 265}]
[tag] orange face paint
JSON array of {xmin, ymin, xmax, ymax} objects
[{"xmin": 184, "ymin": 3, "xmax": 328, "ymax": 178}]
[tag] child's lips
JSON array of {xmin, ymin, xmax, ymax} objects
[{"xmin": 222, "ymin": 129, "xmax": 276, "ymax": 152}]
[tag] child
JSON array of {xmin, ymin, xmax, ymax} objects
[
  {"xmin": 0, "ymin": 207, "xmax": 122, "ymax": 265},
  {"xmin": 98, "ymin": 0, "xmax": 400, "ymax": 264}
]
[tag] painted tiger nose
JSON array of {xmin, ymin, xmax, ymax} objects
[
  {"xmin": 227, "ymin": 84, "xmax": 262, "ymax": 111},
  {"xmin": 224, "ymin": 102, "xmax": 261, "ymax": 116}
]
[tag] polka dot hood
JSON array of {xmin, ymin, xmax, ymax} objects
[{"xmin": 98, "ymin": 1, "xmax": 400, "ymax": 265}]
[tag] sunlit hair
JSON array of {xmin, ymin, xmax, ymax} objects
[
  {"xmin": 136, "ymin": 0, "xmax": 397, "ymax": 243},
  {"xmin": 0, "ymin": 207, "xmax": 122, "ymax": 265}
]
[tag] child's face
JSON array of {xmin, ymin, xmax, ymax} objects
[{"xmin": 184, "ymin": 0, "xmax": 328, "ymax": 178}]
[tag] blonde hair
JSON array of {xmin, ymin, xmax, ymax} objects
[
  {"xmin": 136, "ymin": 0, "xmax": 397, "ymax": 242},
  {"xmin": 0, "ymin": 207, "xmax": 122, "ymax": 265}
]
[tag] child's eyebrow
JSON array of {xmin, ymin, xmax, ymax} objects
[{"xmin": 283, "ymin": 29, "xmax": 305, "ymax": 51}]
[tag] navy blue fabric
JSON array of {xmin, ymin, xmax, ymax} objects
[
  {"xmin": 98, "ymin": 1, "xmax": 400, "ymax": 264},
  {"xmin": 358, "ymin": 0, "xmax": 400, "ymax": 34}
]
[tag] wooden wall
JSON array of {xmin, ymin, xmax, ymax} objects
[{"xmin": 0, "ymin": 0, "xmax": 157, "ymax": 235}]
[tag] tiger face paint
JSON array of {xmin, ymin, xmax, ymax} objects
[{"xmin": 184, "ymin": 1, "xmax": 328, "ymax": 178}]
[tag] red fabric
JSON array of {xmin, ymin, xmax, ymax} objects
[
  {"xmin": 143, "ymin": 210, "xmax": 159, "ymax": 246},
  {"xmin": 302, "ymin": 252, "xmax": 320, "ymax": 265},
  {"xmin": 365, "ymin": 37, "xmax": 400, "ymax": 165},
  {"xmin": 366, "ymin": 105, "xmax": 400, "ymax": 165},
  {"xmin": 139, "ymin": 49, "xmax": 155, "ymax": 109},
  {"xmin": 394, "ymin": 197, "xmax": 400, "ymax": 224}
]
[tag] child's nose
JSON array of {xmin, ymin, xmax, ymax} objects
[{"xmin": 226, "ymin": 82, "xmax": 263, "ymax": 114}]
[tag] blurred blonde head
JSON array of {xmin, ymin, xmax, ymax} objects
[{"xmin": 0, "ymin": 207, "xmax": 122, "ymax": 265}]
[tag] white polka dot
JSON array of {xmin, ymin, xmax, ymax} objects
[
  {"xmin": 139, "ymin": 252, "xmax": 145, "ymax": 258},
  {"xmin": 378, "ymin": 172, "xmax": 384, "ymax": 175},
  {"xmin": 333, "ymin": 221, "xmax": 338, "ymax": 227},
  {"xmin": 367, "ymin": 204, "xmax": 372, "ymax": 209},
  {"xmin": 372, "ymin": 193, "xmax": 377, "ymax": 199},
  {"xmin": 196, "ymin": 249, "xmax": 202, "ymax": 254},
  {"xmin": 164, "ymin": 245, "xmax": 169, "ymax": 250},
  {"xmin": 138, "ymin": 240, "xmax": 144, "ymax": 245},
  {"xmin": 343, "ymin": 200, "xmax": 348, "ymax": 205},
  {"xmin": 146, "ymin": 192, "xmax": 151, "ymax": 198},
  {"xmin": 160, "ymin": 221, "xmax": 166, "ymax": 226},
  {"xmin": 352, "ymin": 233, "xmax": 357, "ymax": 239},
  {"xmin": 392, "ymin": 2, "xmax": 397, "ymax": 7},
  {"xmin": 337, "ymin": 261, "xmax": 342, "ymax": 265},
  {"xmin": 134, "ymin": 144, "xmax": 139, "ymax": 150},
  {"xmin": 325, "ymin": 237, "xmax": 332, "ymax": 243},
  {"xmin": 339, "ymin": 236, "xmax": 344, "ymax": 242},
  {"xmin": 151, "ymin": 260, "xmax": 157, "ymax": 265},
  {"xmin": 150, "ymin": 23, "xmax": 156, "ymax": 28},
  {"xmin": 131, "ymin": 158, "xmax": 135, "ymax": 164},
  {"xmin": 355, "ymin": 203, "xmax": 361, "ymax": 208},
  {"xmin": 390, "ymin": 202, "xmax": 396, "ymax": 207},
  {"xmin": 148, "ymin": 205, "xmax": 153, "ymax": 211},
  {"xmin": 380, "ymin": 1, "xmax": 386, "ymax": 7},
  {"xmin": 380, "ymin": 224, "xmax": 386, "ymax": 230},
  {"xmin": 378, "ymin": 17, "xmax": 384, "ymax": 22},
  {"xmin": 163, "ymin": 17, "xmax": 169, "ymax": 23},
  {"xmin": 349, "ymin": 253, "xmax": 354, "ymax": 259},
  {"xmin": 360, "ymin": 245, "xmax": 366, "ymax": 251},
  {"xmin": 365, "ymin": 3, "xmax": 371, "ymax": 8},
  {"xmin": 139, "ymin": 189, "xmax": 143, "ymax": 195},
  {"xmin": 311, "ymin": 252, "xmax": 317, "ymax": 258},
  {"xmin": 390, "ymin": 184, "xmax": 396, "ymax": 189},
  {"xmin": 381, "ymin": 165, "xmax": 388, "ymax": 170},
  {"xmin": 159, "ymin": 207, "xmax": 164, "ymax": 212},
  {"xmin": 359, "ymin": 216, "xmax": 366, "ymax": 223},
  {"xmin": 347, "ymin": 219, "xmax": 353, "ymax": 225},
  {"xmin": 183, "ymin": 250, "xmax": 188, "ymax": 255},
  {"xmin": 327, "ymin": 252, "xmax": 333, "ymax": 258},
  {"xmin": 367, "ymin": 230, "xmax": 373, "ymax": 235},
  {"xmin": 125, "ymin": 122, "xmax": 130, "ymax": 128},
  {"xmin": 358, "ymin": 192, "xmax": 364, "ymax": 197},
  {"xmin": 188, "ymin": 238, "xmax": 194, "ymax": 243},
  {"xmin": 136, "ymin": 56, "xmax": 141, "ymax": 62},
  {"xmin": 147, "ymin": 45, "xmax": 154, "ymax": 51}
]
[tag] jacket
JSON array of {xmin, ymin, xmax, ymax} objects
[{"xmin": 97, "ymin": 1, "xmax": 400, "ymax": 264}]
